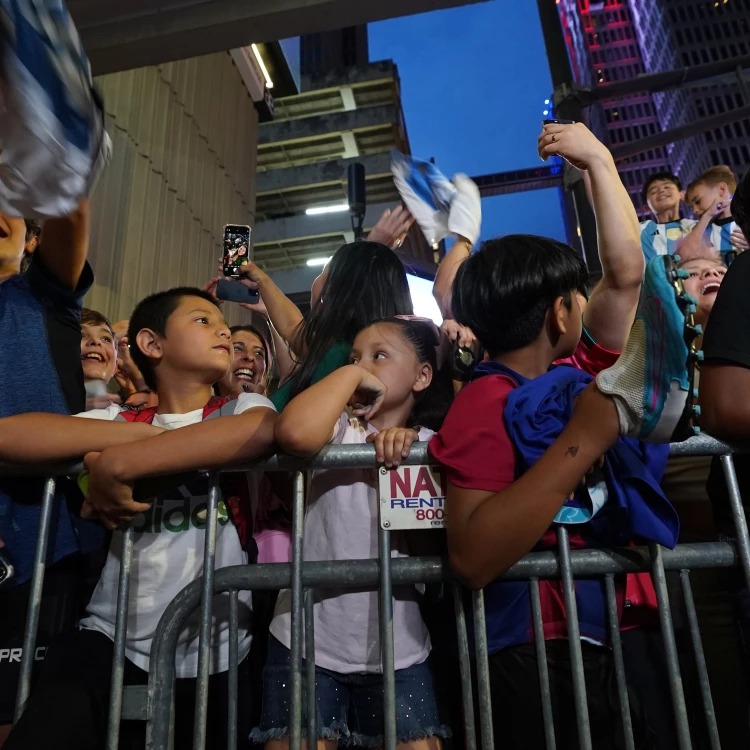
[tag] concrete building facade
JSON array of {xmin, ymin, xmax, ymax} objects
[
  {"xmin": 254, "ymin": 60, "xmax": 437, "ymax": 293},
  {"xmin": 86, "ymin": 52, "xmax": 260, "ymax": 324}
]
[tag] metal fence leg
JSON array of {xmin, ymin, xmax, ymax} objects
[
  {"xmin": 472, "ymin": 590, "xmax": 495, "ymax": 750},
  {"xmin": 228, "ymin": 590, "xmax": 239, "ymax": 750},
  {"xmin": 379, "ymin": 526, "xmax": 397, "ymax": 750},
  {"xmin": 649, "ymin": 543, "xmax": 692, "ymax": 750},
  {"xmin": 289, "ymin": 472, "xmax": 305, "ymax": 750},
  {"xmin": 14, "ymin": 477, "xmax": 56, "ymax": 721},
  {"xmin": 680, "ymin": 570, "xmax": 721, "ymax": 750},
  {"xmin": 304, "ymin": 589, "xmax": 317, "ymax": 750},
  {"xmin": 452, "ymin": 582, "xmax": 477, "ymax": 750},
  {"xmin": 557, "ymin": 527, "xmax": 592, "ymax": 750},
  {"xmin": 719, "ymin": 454, "xmax": 750, "ymax": 591},
  {"xmin": 192, "ymin": 472, "xmax": 221, "ymax": 750},
  {"xmin": 107, "ymin": 526, "xmax": 135, "ymax": 750},
  {"xmin": 604, "ymin": 575, "xmax": 634, "ymax": 750},
  {"xmin": 530, "ymin": 578, "xmax": 557, "ymax": 750}
]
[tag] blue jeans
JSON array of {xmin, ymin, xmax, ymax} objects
[{"xmin": 251, "ymin": 637, "xmax": 450, "ymax": 747}]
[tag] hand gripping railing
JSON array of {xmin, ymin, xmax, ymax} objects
[{"xmin": 3, "ymin": 433, "xmax": 750, "ymax": 750}]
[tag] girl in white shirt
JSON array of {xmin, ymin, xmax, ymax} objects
[{"xmin": 252, "ymin": 317, "xmax": 453, "ymax": 750}]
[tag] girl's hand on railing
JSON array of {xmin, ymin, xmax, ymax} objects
[
  {"xmin": 367, "ymin": 427, "xmax": 420, "ymax": 468},
  {"xmin": 80, "ymin": 450, "xmax": 152, "ymax": 530}
]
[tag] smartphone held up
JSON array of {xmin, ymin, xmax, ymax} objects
[
  {"xmin": 218, "ymin": 223, "xmax": 260, "ymax": 305},
  {"xmin": 223, "ymin": 224, "xmax": 251, "ymax": 278}
]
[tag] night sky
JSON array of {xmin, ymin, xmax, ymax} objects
[{"xmin": 369, "ymin": 0, "xmax": 569, "ymax": 244}]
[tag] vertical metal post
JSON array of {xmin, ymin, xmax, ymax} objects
[
  {"xmin": 379, "ymin": 526, "xmax": 397, "ymax": 750},
  {"xmin": 304, "ymin": 589, "xmax": 318, "ymax": 750},
  {"xmin": 649, "ymin": 543, "xmax": 692, "ymax": 750},
  {"xmin": 604, "ymin": 575, "xmax": 635, "ymax": 750},
  {"xmin": 556, "ymin": 527, "xmax": 592, "ymax": 750},
  {"xmin": 719, "ymin": 454, "xmax": 750, "ymax": 590},
  {"xmin": 289, "ymin": 472, "xmax": 305, "ymax": 750},
  {"xmin": 452, "ymin": 583, "xmax": 477, "ymax": 750},
  {"xmin": 535, "ymin": 0, "xmax": 600, "ymax": 272},
  {"xmin": 228, "ymin": 590, "xmax": 239, "ymax": 750},
  {"xmin": 14, "ymin": 477, "xmax": 56, "ymax": 721},
  {"xmin": 530, "ymin": 578, "xmax": 557, "ymax": 750},
  {"xmin": 106, "ymin": 526, "xmax": 135, "ymax": 750},
  {"xmin": 472, "ymin": 590, "xmax": 495, "ymax": 750},
  {"xmin": 680, "ymin": 570, "xmax": 721, "ymax": 750},
  {"xmin": 192, "ymin": 473, "xmax": 221, "ymax": 750}
]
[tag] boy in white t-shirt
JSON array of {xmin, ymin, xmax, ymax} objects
[{"xmin": 0, "ymin": 287, "xmax": 277, "ymax": 750}]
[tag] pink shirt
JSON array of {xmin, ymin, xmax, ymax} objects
[{"xmin": 270, "ymin": 412, "xmax": 433, "ymax": 673}]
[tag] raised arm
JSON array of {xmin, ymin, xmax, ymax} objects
[
  {"xmin": 433, "ymin": 238, "xmax": 472, "ymax": 318},
  {"xmin": 432, "ymin": 175, "xmax": 481, "ymax": 318},
  {"xmin": 276, "ymin": 365, "xmax": 386, "ymax": 456},
  {"xmin": 539, "ymin": 123, "xmax": 643, "ymax": 352},
  {"xmin": 0, "ymin": 413, "xmax": 161, "ymax": 464},
  {"xmin": 36, "ymin": 198, "xmax": 91, "ymax": 292},
  {"xmin": 237, "ymin": 261, "xmax": 305, "ymax": 352}
]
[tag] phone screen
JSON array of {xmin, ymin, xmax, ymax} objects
[{"xmin": 223, "ymin": 224, "xmax": 252, "ymax": 278}]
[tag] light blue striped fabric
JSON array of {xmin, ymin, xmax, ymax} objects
[{"xmin": 0, "ymin": 0, "xmax": 111, "ymax": 217}]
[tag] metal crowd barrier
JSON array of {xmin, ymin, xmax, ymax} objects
[{"xmin": 4, "ymin": 434, "xmax": 750, "ymax": 750}]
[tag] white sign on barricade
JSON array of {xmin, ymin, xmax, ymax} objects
[{"xmin": 379, "ymin": 464, "xmax": 446, "ymax": 530}]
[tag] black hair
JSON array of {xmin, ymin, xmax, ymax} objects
[
  {"xmin": 642, "ymin": 171, "xmax": 682, "ymax": 205},
  {"xmin": 378, "ymin": 318, "xmax": 454, "ymax": 432},
  {"xmin": 452, "ymin": 234, "xmax": 588, "ymax": 358},
  {"xmin": 288, "ymin": 241, "xmax": 413, "ymax": 400},
  {"xmin": 20, "ymin": 219, "xmax": 42, "ymax": 273},
  {"xmin": 731, "ymin": 169, "xmax": 749, "ymax": 241},
  {"xmin": 128, "ymin": 287, "xmax": 221, "ymax": 391},
  {"xmin": 24, "ymin": 219, "xmax": 41, "ymax": 242}
]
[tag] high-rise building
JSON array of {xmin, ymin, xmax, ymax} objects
[
  {"xmin": 300, "ymin": 27, "xmax": 369, "ymax": 85},
  {"xmin": 558, "ymin": 0, "xmax": 673, "ymax": 210},
  {"xmin": 558, "ymin": 0, "xmax": 750, "ymax": 209},
  {"xmin": 630, "ymin": 0, "xmax": 750, "ymax": 185}
]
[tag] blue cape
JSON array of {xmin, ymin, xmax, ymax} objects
[{"xmin": 473, "ymin": 360, "xmax": 678, "ymax": 548}]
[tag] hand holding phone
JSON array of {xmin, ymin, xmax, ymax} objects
[
  {"xmin": 223, "ymin": 224, "xmax": 252, "ymax": 279},
  {"xmin": 216, "ymin": 278, "xmax": 260, "ymax": 305},
  {"xmin": 539, "ymin": 120, "xmax": 609, "ymax": 171}
]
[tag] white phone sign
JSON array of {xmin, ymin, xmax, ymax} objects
[{"xmin": 379, "ymin": 464, "xmax": 446, "ymax": 530}]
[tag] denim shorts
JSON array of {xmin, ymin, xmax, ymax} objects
[{"xmin": 250, "ymin": 636, "xmax": 450, "ymax": 747}]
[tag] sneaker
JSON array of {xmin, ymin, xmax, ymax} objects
[
  {"xmin": 391, "ymin": 151, "xmax": 455, "ymax": 246},
  {"xmin": 0, "ymin": 0, "xmax": 111, "ymax": 217},
  {"xmin": 596, "ymin": 254, "xmax": 702, "ymax": 443}
]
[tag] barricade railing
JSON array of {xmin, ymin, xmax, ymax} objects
[{"xmin": 2, "ymin": 433, "xmax": 750, "ymax": 750}]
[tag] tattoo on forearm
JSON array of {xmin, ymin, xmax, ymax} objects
[{"xmin": 566, "ymin": 446, "xmax": 579, "ymax": 457}]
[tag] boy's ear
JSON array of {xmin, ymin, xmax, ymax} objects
[
  {"xmin": 135, "ymin": 328, "xmax": 163, "ymax": 365},
  {"xmin": 679, "ymin": 190, "xmax": 686, "ymax": 201},
  {"xmin": 413, "ymin": 362, "xmax": 433, "ymax": 394},
  {"xmin": 551, "ymin": 296, "xmax": 568, "ymax": 336}
]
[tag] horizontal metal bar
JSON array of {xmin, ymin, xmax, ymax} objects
[
  {"xmin": 610, "ymin": 103, "xmax": 750, "ymax": 162},
  {"xmin": 576, "ymin": 55, "xmax": 750, "ymax": 104},
  {"xmin": 0, "ymin": 435, "xmax": 740, "ymax": 479}
]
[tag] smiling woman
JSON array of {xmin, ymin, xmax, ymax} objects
[{"xmin": 215, "ymin": 325, "xmax": 272, "ymax": 399}]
